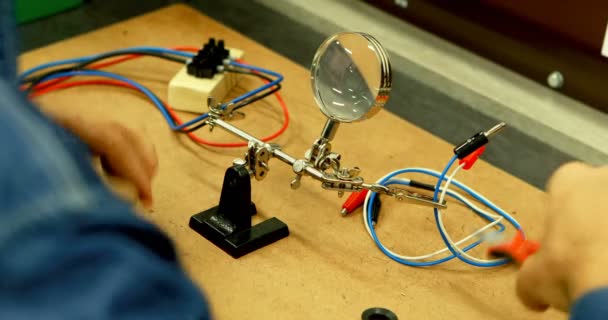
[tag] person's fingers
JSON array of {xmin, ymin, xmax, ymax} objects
[
  {"xmin": 100, "ymin": 152, "xmax": 153, "ymax": 208},
  {"xmin": 104, "ymin": 174, "xmax": 139, "ymax": 205},
  {"xmin": 92, "ymin": 124, "xmax": 156, "ymax": 208},
  {"xmin": 123, "ymin": 129, "xmax": 157, "ymax": 207},
  {"xmin": 516, "ymin": 255, "xmax": 550, "ymax": 312},
  {"xmin": 517, "ymin": 250, "xmax": 574, "ymax": 312},
  {"xmin": 44, "ymin": 114, "xmax": 158, "ymax": 207},
  {"xmin": 130, "ymin": 130, "xmax": 158, "ymax": 180},
  {"xmin": 546, "ymin": 162, "xmax": 591, "ymax": 195}
]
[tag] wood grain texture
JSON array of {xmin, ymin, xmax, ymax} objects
[{"xmin": 19, "ymin": 4, "xmax": 564, "ymax": 320}]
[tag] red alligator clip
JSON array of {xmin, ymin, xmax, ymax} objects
[
  {"xmin": 341, "ymin": 189, "xmax": 369, "ymax": 216},
  {"xmin": 487, "ymin": 230, "xmax": 540, "ymax": 264}
]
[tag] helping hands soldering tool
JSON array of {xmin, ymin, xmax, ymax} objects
[{"xmin": 189, "ymin": 32, "xmax": 449, "ymax": 258}]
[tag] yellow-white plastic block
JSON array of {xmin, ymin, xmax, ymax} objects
[{"xmin": 168, "ymin": 48, "xmax": 244, "ymax": 113}]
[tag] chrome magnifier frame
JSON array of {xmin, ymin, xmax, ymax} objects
[{"xmin": 309, "ymin": 32, "xmax": 392, "ymax": 124}]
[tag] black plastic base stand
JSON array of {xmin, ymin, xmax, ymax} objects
[{"xmin": 189, "ymin": 163, "xmax": 289, "ymax": 258}]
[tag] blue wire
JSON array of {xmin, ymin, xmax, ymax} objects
[
  {"xmin": 33, "ymin": 70, "xmax": 192, "ymax": 129},
  {"xmin": 432, "ymin": 155, "xmax": 517, "ymax": 267},
  {"xmin": 19, "ymin": 47, "xmax": 194, "ymax": 81},
  {"xmin": 432, "ymin": 155, "xmax": 459, "ymax": 202},
  {"xmin": 227, "ymin": 61, "xmax": 283, "ymax": 104},
  {"xmin": 366, "ymin": 185, "xmax": 481, "ymax": 267},
  {"xmin": 367, "ymin": 166, "xmax": 519, "ymax": 267},
  {"xmin": 30, "ymin": 59, "xmax": 284, "ymax": 132},
  {"xmin": 21, "ymin": 48, "xmax": 284, "ymax": 131}
]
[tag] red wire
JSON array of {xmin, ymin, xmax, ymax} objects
[{"xmin": 29, "ymin": 59, "xmax": 290, "ymax": 147}]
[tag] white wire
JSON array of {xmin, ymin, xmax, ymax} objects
[
  {"xmin": 436, "ymin": 164, "xmax": 509, "ymax": 264},
  {"xmin": 362, "ymin": 171, "xmax": 505, "ymax": 262}
]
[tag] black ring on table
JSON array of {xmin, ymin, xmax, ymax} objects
[{"xmin": 361, "ymin": 307, "xmax": 398, "ymax": 320}]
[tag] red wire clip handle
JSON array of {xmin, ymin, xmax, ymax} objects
[
  {"xmin": 488, "ymin": 230, "xmax": 540, "ymax": 264},
  {"xmin": 341, "ymin": 189, "xmax": 369, "ymax": 216},
  {"xmin": 459, "ymin": 146, "xmax": 486, "ymax": 170}
]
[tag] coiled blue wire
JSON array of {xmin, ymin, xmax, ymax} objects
[
  {"xmin": 367, "ymin": 165, "xmax": 522, "ymax": 267},
  {"xmin": 431, "ymin": 156, "xmax": 522, "ymax": 267}
]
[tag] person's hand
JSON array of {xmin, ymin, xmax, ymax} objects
[
  {"xmin": 516, "ymin": 162, "xmax": 608, "ymax": 312},
  {"xmin": 51, "ymin": 114, "xmax": 158, "ymax": 208}
]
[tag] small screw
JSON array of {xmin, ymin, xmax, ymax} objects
[
  {"xmin": 290, "ymin": 175, "xmax": 302, "ymax": 190},
  {"xmin": 394, "ymin": 0, "xmax": 408, "ymax": 8},
  {"xmin": 232, "ymin": 158, "xmax": 247, "ymax": 166},
  {"xmin": 292, "ymin": 160, "xmax": 307, "ymax": 174},
  {"xmin": 337, "ymin": 167, "xmax": 349, "ymax": 179},
  {"xmin": 338, "ymin": 191, "xmax": 344, "ymax": 198},
  {"xmin": 547, "ymin": 71, "xmax": 564, "ymax": 89}
]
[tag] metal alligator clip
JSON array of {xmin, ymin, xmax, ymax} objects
[{"xmin": 365, "ymin": 184, "xmax": 447, "ymax": 209}]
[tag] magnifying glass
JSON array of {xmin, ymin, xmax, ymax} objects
[{"xmin": 310, "ymin": 32, "xmax": 392, "ymax": 141}]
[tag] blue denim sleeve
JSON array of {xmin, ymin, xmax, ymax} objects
[
  {"xmin": 0, "ymin": 83, "xmax": 211, "ymax": 320},
  {"xmin": 570, "ymin": 288, "xmax": 608, "ymax": 320},
  {"xmin": 1, "ymin": 0, "xmax": 17, "ymax": 83},
  {"xmin": 0, "ymin": 85, "xmax": 209, "ymax": 320},
  {"xmin": 0, "ymin": 2, "xmax": 210, "ymax": 319}
]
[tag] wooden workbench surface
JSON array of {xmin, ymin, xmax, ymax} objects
[{"xmin": 20, "ymin": 4, "xmax": 563, "ymax": 320}]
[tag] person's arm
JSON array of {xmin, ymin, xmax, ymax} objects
[
  {"xmin": 0, "ymin": 77, "xmax": 211, "ymax": 319},
  {"xmin": 1, "ymin": 2, "xmax": 209, "ymax": 316},
  {"xmin": 516, "ymin": 163, "xmax": 608, "ymax": 318},
  {"xmin": 570, "ymin": 288, "xmax": 608, "ymax": 320}
]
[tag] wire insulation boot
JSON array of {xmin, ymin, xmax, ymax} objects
[
  {"xmin": 453, "ymin": 122, "xmax": 505, "ymax": 159},
  {"xmin": 459, "ymin": 146, "xmax": 486, "ymax": 170},
  {"xmin": 371, "ymin": 196, "xmax": 382, "ymax": 226}
]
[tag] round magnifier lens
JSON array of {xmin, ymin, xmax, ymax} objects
[{"xmin": 310, "ymin": 32, "xmax": 391, "ymax": 123}]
